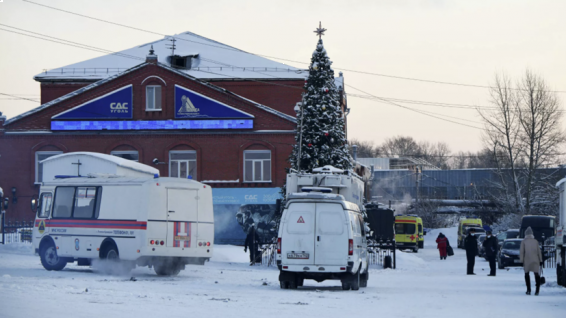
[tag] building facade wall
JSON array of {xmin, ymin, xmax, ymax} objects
[{"xmin": 0, "ymin": 132, "xmax": 293, "ymax": 222}]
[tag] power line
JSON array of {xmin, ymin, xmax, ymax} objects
[
  {"xmin": 0, "ymin": 93, "xmax": 40, "ymax": 103},
  {"xmin": 345, "ymin": 84, "xmax": 483, "ymax": 130},
  {"xmin": 0, "ymin": 24, "xmax": 144, "ymax": 61},
  {"xmin": 21, "ymin": 0, "xmax": 566, "ymax": 93}
]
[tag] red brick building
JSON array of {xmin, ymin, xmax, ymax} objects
[{"xmin": 0, "ymin": 32, "xmax": 347, "ymax": 243}]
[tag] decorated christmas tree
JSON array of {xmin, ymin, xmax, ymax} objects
[{"xmin": 289, "ymin": 23, "xmax": 353, "ymax": 173}]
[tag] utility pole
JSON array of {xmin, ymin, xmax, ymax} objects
[{"xmin": 415, "ymin": 165, "xmax": 420, "ymax": 214}]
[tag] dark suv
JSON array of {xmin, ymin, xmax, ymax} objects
[{"xmin": 496, "ymin": 229, "xmax": 519, "ymax": 249}]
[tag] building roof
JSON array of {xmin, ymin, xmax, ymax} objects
[
  {"xmin": 6, "ymin": 61, "xmax": 297, "ymax": 126},
  {"xmin": 34, "ymin": 31, "xmax": 308, "ymax": 82}
]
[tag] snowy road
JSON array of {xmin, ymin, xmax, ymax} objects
[{"xmin": 1, "ymin": 227, "xmax": 564, "ymax": 318}]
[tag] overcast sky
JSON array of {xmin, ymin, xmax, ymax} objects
[{"xmin": 1, "ymin": 0, "xmax": 565, "ymax": 153}]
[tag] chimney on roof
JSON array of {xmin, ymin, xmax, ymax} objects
[{"xmin": 146, "ymin": 45, "xmax": 157, "ymax": 64}]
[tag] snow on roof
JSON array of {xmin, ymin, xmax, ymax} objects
[
  {"xmin": 6, "ymin": 61, "xmax": 296, "ymax": 126},
  {"xmin": 42, "ymin": 152, "xmax": 159, "ymax": 176},
  {"xmin": 34, "ymin": 31, "xmax": 308, "ymax": 82}
]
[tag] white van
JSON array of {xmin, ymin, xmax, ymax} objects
[
  {"xmin": 277, "ymin": 192, "xmax": 369, "ymax": 290},
  {"xmin": 32, "ymin": 152, "xmax": 214, "ymax": 276}
]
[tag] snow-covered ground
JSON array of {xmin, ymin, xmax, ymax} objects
[{"xmin": 0, "ymin": 227, "xmax": 564, "ymax": 318}]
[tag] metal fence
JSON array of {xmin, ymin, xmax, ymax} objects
[
  {"xmin": 1, "ymin": 220, "xmax": 34, "ymax": 244},
  {"xmin": 368, "ymin": 245, "xmax": 396, "ymax": 269},
  {"xmin": 542, "ymin": 244, "xmax": 556, "ymax": 269}
]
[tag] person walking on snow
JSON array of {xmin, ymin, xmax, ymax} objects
[
  {"xmin": 465, "ymin": 228, "xmax": 478, "ymax": 275},
  {"xmin": 244, "ymin": 223, "xmax": 260, "ymax": 266},
  {"xmin": 483, "ymin": 230, "xmax": 498, "ymax": 276},
  {"xmin": 520, "ymin": 227, "xmax": 543, "ymax": 295},
  {"xmin": 436, "ymin": 233, "xmax": 448, "ymax": 260}
]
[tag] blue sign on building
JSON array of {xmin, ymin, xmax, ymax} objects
[
  {"xmin": 51, "ymin": 119, "xmax": 253, "ymax": 131},
  {"xmin": 53, "ymin": 85, "xmax": 133, "ymax": 119},
  {"xmin": 175, "ymin": 85, "xmax": 254, "ymax": 119}
]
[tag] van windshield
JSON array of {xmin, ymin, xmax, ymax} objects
[{"xmin": 395, "ymin": 223, "xmax": 416, "ymax": 234}]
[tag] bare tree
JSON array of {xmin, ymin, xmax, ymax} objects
[
  {"xmin": 516, "ymin": 70, "xmax": 565, "ymax": 213},
  {"xmin": 479, "ymin": 71, "xmax": 565, "ymax": 214},
  {"xmin": 348, "ymin": 138, "xmax": 378, "ymax": 158},
  {"xmin": 479, "ymin": 73, "xmax": 523, "ymax": 213},
  {"xmin": 381, "ymin": 136, "xmax": 421, "ymax": 157},
  {"xmin": 419, "ymin": 141, "xmax": 451, "ymax": 169}
]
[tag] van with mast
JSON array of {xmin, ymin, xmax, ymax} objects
[{"xmin": 277, "ymin": 166, "xmax": 369, "ymax": 290}]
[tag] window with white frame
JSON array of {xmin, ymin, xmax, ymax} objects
[
  {"xmin": 146, "ymin": 86, "xmax": 162, "ymax": 111},
  {"xmin": 169, "ymin": 151, "xmax": 197, "ymax": 180},
  {"xmin": 111, "ymin": 150, "xmax": 139, "ymax": 162},
  {"xmin": 36, "ymin": 151, "xmax": 63, "ymax": 183},
  {"xmin": 244, "ymin": 150, "xmax": 271, "ymax": 182}
]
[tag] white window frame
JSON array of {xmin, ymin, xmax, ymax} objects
[
  {"xmin": 169, "ymin": 150, "xmax": 197, "ymax": 180},
  {"xmin": 145, "ymin": 85, "xmax": 162, "ymax": 111},
  {"xmin": 35, "ymin": 151, "xmax": 63, "ymax": 184},
  {"xmin": 243, "ymin": 150, "xmax": 272, "ymax": 183},
  {"xmin": 110, "ymin": 150, "xmax": 139, "ymax": 162}
]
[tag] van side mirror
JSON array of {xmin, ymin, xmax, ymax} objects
[
  {"xmin": 423, "ymin": 230, "xmax": 427, "ymax": 236},
  {"xmin": 31, "ymin": 198, "xmax": 38, "ymax": 213}
]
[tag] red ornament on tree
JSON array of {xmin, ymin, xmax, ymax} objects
[
  {"xmin": 325, "ymin": 133, "xmax": 329, "ymax": 136},
  {"xmin": 325, "ymin": 88, "xmax": 329, "ymax": 93},
  {"xmin": 308, "ymin": 143, "xmax": 312, "ymax": 147}
]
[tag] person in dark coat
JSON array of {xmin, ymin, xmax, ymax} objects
[
  {"xmin": 483, "ymin": 230, "xmax": 499, "ymax": 276},
  {"xmin": 436, "ymin": 233, "xmax": 448, "ymax": 260},
  {"xmin": 464, "ymin": 228, "xmax": 478, "ymax": 275},
  {"xmin": 244, "ymin": 224, "xmax": 260, "ymax": 265}
]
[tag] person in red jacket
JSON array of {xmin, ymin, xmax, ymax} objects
[{"xmin": 436, "ymin": 233, "xmax": 448, "ymax": 260}]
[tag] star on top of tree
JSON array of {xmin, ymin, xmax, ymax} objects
[{"xmin": 313, "ymin": 21, "xmax": 327, "ymax": 39}]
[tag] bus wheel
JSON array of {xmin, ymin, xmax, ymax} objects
[
  {"xmin": 40, "ymin": 242, "xmax": 66, "ymax": 271},
  {"xmin": 154, "ymin": 261, "xmax": 182, "ymax": 276}
]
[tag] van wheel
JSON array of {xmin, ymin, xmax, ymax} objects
[
  {"xmin": 418, "ymin": 241, "xmax": 424, "ymax": 249},
  {"xmin": 350, "ymin": 272, "xmax": 360, "ymax": 291},
  {"xmin": 280, "ymin": 281, "xmax": 289, "ymax": 289},
  {"xmin": 40, "ymin": 243, "xmax": 66, "ymax": 271},
  {"xmin": 297, "ymin": 278, "xmax": 304, "ymax": 287},
  {"xmin": 360, "ymin": 270, "xmax": 369, "ymax": 288},
  {"xmin": 341, "ymin": 280, "xmax": 351, "ymax": 290},
  {"xmin": 414, "ymin": 246, "xmax": 419, "ymax": 253}
]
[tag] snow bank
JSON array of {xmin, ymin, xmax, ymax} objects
[
  {"xmin": 0, "ymin": 243, "xmax": 34, "ymax": 255},
  {"xmin": 395, "ymin": 251, "xmax": 429, "ymax": 270},
  {"xmin": 210, "ymin": 245, "xmax": 250, "ymax": 263}
]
